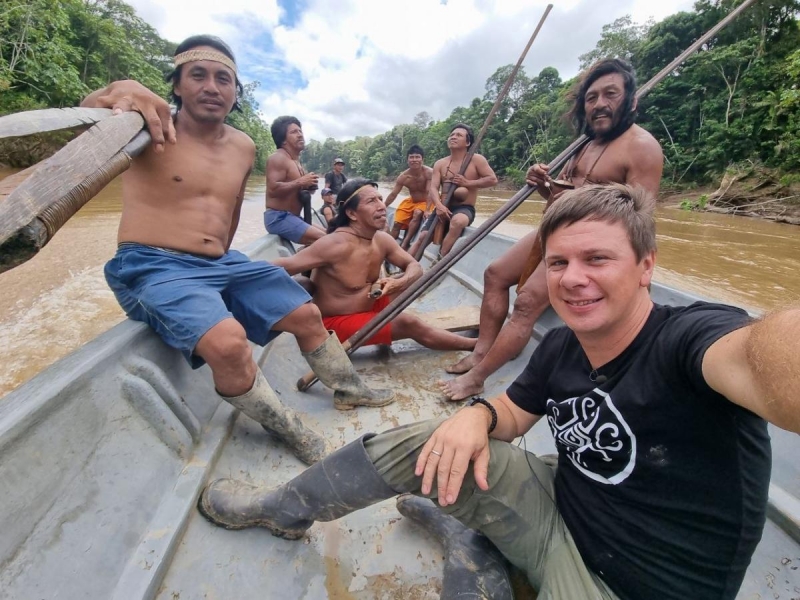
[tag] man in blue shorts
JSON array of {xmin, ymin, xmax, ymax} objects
[
  {"xmin": 264, "ymin": 116, "xmax": 325, "ymax": 244},
  {"xmin": 198, "ymin": 183, "xmax": 799, "ymax": 599},
  {"xmin": 82, "ymin": 35, "xmax": 393, "ymax": 466}
]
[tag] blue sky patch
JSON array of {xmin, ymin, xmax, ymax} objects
[{"xmin": 278, "ymin": 0, "xmax": 308, "ymax": 27}]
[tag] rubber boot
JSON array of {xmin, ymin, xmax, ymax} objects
[
  {"xmin": 198, "ymin": 434, "xmax": 395, "ymax": 539},
  {"xmin": 396, "ymin": 494, "xmax": 514, "ymax": 600},
  {"xmin": 222, "ymin": 370, "xmax": 331, "ymax": 466},
  {"xmin": 301, "ymin": 332, "xmax": 395, "ymax": 410}
]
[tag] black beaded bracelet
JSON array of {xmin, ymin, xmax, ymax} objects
[{"xmin": 469, "ymin": 396, "xmax": 497, "ymax": 434}]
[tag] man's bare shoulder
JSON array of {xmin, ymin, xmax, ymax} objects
[
  {"xmin": 423, "ymin": 165, "xmax": 434, "ymax": 177},
  {"xmin": 626, "ymin": 125, "xmax": 662, "ymax": 155},
  {"xmin": 432, "ymin": 157, "xmax": 449, "ymax": 170},
  {"xmin": 395, "ymin": 168, "xmax": 412, "ymax": 182},
  {"xmin": 225, "ymin": 125, "xmax": 256, "ymax": 160},
  {"xmin": 374, "ymin": 230, "xmax": 401, "ymax": 252},
  {"xmin": 267, "ymin": 149, "xmax": 290, "ymax": 166}
]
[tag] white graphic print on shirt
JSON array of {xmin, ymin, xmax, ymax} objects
[{"xmin": 546, "ymin": 389, "xmax": 636, "ymax": 485}]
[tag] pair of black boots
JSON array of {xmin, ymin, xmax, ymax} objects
[{"xmin": 198, "ymin": 435, "xmax": 521, "ymax": 599}]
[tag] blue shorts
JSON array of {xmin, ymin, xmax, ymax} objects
[
  {"xmin": 104, "ymin": 243, "xmax": 311, "ymax": 368},
  {"xmin": 264, "ymin": 209, "xmax": 311, "ymax": 243}
]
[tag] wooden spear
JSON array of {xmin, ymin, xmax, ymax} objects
[
  {"xmin": 296, "ymin": 0, "xmax": 761, "ymax": 391},
  {"xmin": 411, "ymin": 4, "xmax": 553, "ymax": 261}
]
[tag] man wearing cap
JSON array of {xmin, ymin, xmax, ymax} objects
[
  {"xmin": 320, "ymin": 188, "xmax": 336, "ymax": 226},
  {"xmin": 325, "ymin": 158, "xmax": 347, "ymax": 196},
  {"xmin": 81, "ymin": 35, "xmax": 395, "ymax": 465}
]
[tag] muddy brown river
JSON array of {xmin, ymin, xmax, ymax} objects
[{"xmin": 1, "ymin": 169, "xmax": 798, "ymax": 398}]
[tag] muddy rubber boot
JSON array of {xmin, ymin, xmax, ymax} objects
[
  {"xmin": 222, "ymin": 370, "xmax": 331, "ymax": 465},
  {"xmin": 301, "ymin": 333, "xmax": 395, "ymax": 410},
  {"xmin": 396, "ymin": 494, "xmax": 514, "ymax": 600},
  {"xmin": 198, "ymin": 434, "xmax": 395, "ymax": 539}
]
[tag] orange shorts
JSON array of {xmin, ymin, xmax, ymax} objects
[
  {"xmin": 393, "ymin": 197, "xmax": 428, "ymax": 228},
  {"xmin": 322, "ymin": 295, "xmax": 393, "ymax": 346}
]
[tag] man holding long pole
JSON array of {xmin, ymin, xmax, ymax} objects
[
  {"xmin": 408, "ymin": 123, "xmax": 498, "ymax": 262},
  {"xmin": 441, "ymin": 58, "xmax": 664, "ymax": 401}
]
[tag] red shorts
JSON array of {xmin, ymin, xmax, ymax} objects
[{"xmin": 322, "ymin": 295, "xmax": 393, "ymax": 346}]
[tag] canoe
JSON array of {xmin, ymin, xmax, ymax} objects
[{"xmin": 0, "ymin": 222, "xmax": 797, "ymax": 599}]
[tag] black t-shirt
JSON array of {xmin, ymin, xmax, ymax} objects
[
  {"xmin": 507, "ymin": 302, "xmax": 771, "ymax": 600},
  {"xmin": 325, "ymin": 171, "xmax": 347, "ymax": 195}
]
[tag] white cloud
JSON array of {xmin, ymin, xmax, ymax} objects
[{"xmin": 127, "ymin": 0, "xmax": 695, "ymax": 141}]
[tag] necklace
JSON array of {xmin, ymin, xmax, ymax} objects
[
  {"xmin": 280, "ymin": 147, "xmax": 305, "ymax": 175},
  {"xmin": 564, "ymin": 141, "xmax": 610, "ymax": 184},
  {"xmin": 336, "ymin": 229, "xmax": 374, "ymax": 241}
]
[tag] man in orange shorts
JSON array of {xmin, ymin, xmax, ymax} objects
[
  {"xmin": 271, "ymin": 178, "xmax": 477, "ymax": 352},
  {"xmin": 384, "ymin": 145, "xmax": 433, "ymax": 250}
]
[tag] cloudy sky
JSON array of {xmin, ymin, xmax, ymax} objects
[{"xmin": 127, "ymin": 0, "xmax": 694, "ymax": 142}]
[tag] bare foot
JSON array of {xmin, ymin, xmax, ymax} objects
[
  {"xmin": 438, "ymin": 373, "xmax": 485, "ymax": 402},
  {"xmin": 446, "ymin": 351, "xmax": 481, "ymax": 374}
]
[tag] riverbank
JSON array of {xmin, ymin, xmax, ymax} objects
[{"xmin": 490, "ymin": 168, "xmax": 800, "ymax": 226}]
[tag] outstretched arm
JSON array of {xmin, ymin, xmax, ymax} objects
[
  {"xmin": 703, "ymin": 307, "xmax": 800, "ymax": 433},
  {"xmin": 81, "ymin": 80, "xmax": 176, "ymax": 153},
  {"xmin": 271, "ymin": 236, "xmax": 344, "ymax": 275},
  {"xmin": 383, "ymin": 176, "xmax": 406, "ymax": 208}
]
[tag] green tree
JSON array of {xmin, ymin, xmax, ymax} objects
[
  {"xmin": 579, "ymin": 15, "xmax": 653, "ymax": 70},
  {"xmin": 226, "ymin": 82, "xmax": 276, "ymax": 173}
]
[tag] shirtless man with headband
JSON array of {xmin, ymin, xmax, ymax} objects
[
  {"xmin": 272, "ymin": 178, "xmax": 476, "ymax": 356},
  {"xmin": 82, "ymin": 35, "xmax": 393, "ymax": 465}
]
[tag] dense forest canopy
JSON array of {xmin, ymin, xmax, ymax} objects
[
  {"xmin": 2, "ymin": 0, "xmax": 798, "ymax": 185},
  {"xmin": 0, "ymin": 0, "xmax": 275, "ymax": 170}
]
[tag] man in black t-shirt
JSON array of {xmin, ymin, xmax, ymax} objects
[
  {"xmin": 198, "ymin": 184, "xmax": 799, "ymax": 599},
  {"xmin": 324, "ymin": 158, "xmax": 347, "ymax": 195}
]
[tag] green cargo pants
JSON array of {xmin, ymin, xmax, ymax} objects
[{"xmin": 365, "ymin": 419, "xmax": 619, "ymax": 600}]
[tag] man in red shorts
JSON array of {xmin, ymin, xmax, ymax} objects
[{"xmin": 271, "ymin": 178, "xmax": 477, "ymax": 354}]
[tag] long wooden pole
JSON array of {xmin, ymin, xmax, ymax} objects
[
  {"xmin": 0, "ymin": 113, "xmax": 149, "ymax": 273},
  {"xmin": 411, "ymin": 4, "xmax": 553, "ymax": 261},
  {"xmin": 296, "ymin": 0, "xmax": 761, "ymax": 391}
]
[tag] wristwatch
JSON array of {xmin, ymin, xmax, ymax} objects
[{"xmin": 469, "ymin": 397, "xmax": 497, "ymax": 434}]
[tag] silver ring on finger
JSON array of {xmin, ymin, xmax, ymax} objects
[{"xmin": 431, "ymin": 450, "xmax": 442, "ymax": 457}]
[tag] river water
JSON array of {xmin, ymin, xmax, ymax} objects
[{"xmin": 1, "ymin": 169, "xmax": 798, "ymax": 398}]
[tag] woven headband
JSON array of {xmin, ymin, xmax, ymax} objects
[
  {"xmin": 338, "ymin": 184, "xmax": 377, "ymax": 208},
  {"xmin": 173, "ymin": 49, "xmax": 237, "ymax": 74}
]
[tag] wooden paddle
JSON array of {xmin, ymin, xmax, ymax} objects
[
  {"xmin": 0, "ymin": 111, "xmax": 147, "ymax": 273},
  {"xmin": 0, "ymin": 107, "xmax": 115, "ymax": 139},
  {"xmin": 296, "ymin": 0, "xmax": 761, "ymax": 392}
]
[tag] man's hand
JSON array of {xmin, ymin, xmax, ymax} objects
[
  {"xmin": 375, "ymin": 275, "xmax": 405, "ymax": 297},
  {"xmin": 525, "ymin": 163, "xmax": 551, "ymax": 188},
  {"xmin": 434, "ymin": 202, "xmax": 452, "ymax": 220},
  {"xmin": 83, "ymin": 80, "xmax": 176, "ymax": 153},
  {"xmin": 415, "ymin": 407, "xmax": 492, "ymax": 507},
  {"xmin": 450, "ymin": 173, "xmax": 471, "ymax": 188},
  {"xmin": 298, "ymin": 172, "xmax": 319, "ymax": 190}
]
